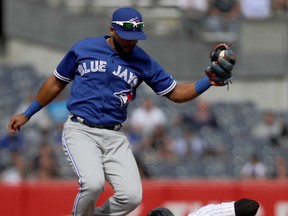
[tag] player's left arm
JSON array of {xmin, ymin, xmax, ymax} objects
[
  {"xmin": 165, "ymin": 80, "xmax": 219, "ymax": 103},
  {"xmin": 165, "ymin": 43, "xmax": 235, "ymax": 103},
  {"xmin": 165, "ymin": 82, "xmax": 203, "ymax": 103}
]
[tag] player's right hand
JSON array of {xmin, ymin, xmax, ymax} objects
[{"xmin": 8, "ymin": 114, "xmax": 29, "ymax": 134}]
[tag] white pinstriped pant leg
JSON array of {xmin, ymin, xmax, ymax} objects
[{"xmin": 188, "ymin": 202, "xmax": 236, "ymax": 216}]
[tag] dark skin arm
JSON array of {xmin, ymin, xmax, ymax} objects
[
  {"xmin": 8, "ymin": 75, "xmax": 67, "ymax": 134},
  {"xmin": 165, "ymin": 81, "xmax": 218, "ymax": 103},
  {"xmin": 165, "ymin": 82, "xmax": 200, "ymax": 103}
]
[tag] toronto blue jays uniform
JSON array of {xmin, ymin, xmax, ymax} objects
[
  {"xmin": 55, "ymin": 36, "xmax": 176, "ymax": 126},
  {"xmin": 55, "ymin": 35, "xmax": 177, "ymax": 216}
]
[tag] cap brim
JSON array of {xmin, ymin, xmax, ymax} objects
[{"xmin": 113, "ymin": 24, "xmax": 147, "ymax": 40}]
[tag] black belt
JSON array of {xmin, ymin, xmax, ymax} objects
[{"xmin": 70, "ymin": 115, "xmax": 122, "ymax": 131}]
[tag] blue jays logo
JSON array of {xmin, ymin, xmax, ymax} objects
[
  {"xmin": 129, "ymin": 17, "xmax": 140, "ymax": 23},
  {"xmin": 114, "ymin": 90, "xmax": 133, "ymax": 107}
]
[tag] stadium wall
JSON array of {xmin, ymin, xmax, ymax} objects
[{"xmin": 1, "ymin": 180, "xmax": 288, "ymax": 216}]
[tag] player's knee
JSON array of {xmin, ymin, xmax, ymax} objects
[
  {"xmin": 128, "ymin": 191, "xmax": 142, "ymax": 207},
  {"xmin": 124, "ymin": 191, "xmax": 142, "ymax": 207},
  {"xmin": 115, "ymin": 187, "xmax": 142, "ymax": 211},
  {"xmin": 126, "ymin": 182, "xmax": 142, "ymax": 204},
  {"xmin": 83, "ymin": 178, "xmax": 105, "ymax": 196},
  {"xmin": 234, "ymin": 198, "xmax": 259, "ymax": 216}
]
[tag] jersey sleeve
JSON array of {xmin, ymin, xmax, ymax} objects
[
  {"xmin": 54, "ymin": 47, "xmax": 78, "ymax": 83},
  {"xmin": 143, "ymin": 58, "xmax": 177, "ymax": 96}
]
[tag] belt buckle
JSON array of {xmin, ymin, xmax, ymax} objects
[{"xmin": 113, "ymin": 124, "xmax": 122, "ymax": 131}]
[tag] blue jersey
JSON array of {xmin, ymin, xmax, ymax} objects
[{"xmin": 54, "ymin": 36, "xmax": 177, "ymax": 126}]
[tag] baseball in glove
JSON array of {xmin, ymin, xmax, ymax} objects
[
  {"xmin": 205, "ymin": 43, "xmax": 236, "ymax": 86},
  {"xmin": 147, "ymin": 207, "xmax": 175, "ymax": 216}
]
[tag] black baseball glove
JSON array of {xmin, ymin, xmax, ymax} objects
[
  {"xmin": 147, "ymin": 207, "xmax": 175, "ymax": 216},
  {"xmin": 205, "ymin": 43, "xmax": 236, "ymax": 86}
]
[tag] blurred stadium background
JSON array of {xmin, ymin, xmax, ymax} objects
[{"xmin": 0, "ymin": 0, "xmax": 287, "ymax": 215}]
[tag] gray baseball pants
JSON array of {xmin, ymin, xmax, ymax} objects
[{"xmin": 62, "ymin": 117, "xmax": 142, "ymax": 216}]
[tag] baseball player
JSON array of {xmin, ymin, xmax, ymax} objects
[
  {"xmin": 148, "ymin": 198, "xmax": 260, "ymax": 216},
  {"xmin": 8, "ymin": 7, "xmax": 235, "ymax": 216}
]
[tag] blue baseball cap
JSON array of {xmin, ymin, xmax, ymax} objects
[{"xmin": 111, "ymin": 7, "xmax": 147, "ymax": 40}]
